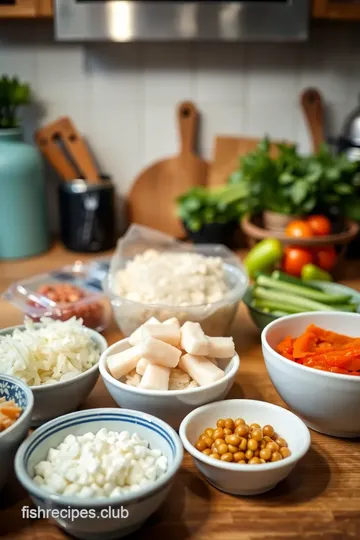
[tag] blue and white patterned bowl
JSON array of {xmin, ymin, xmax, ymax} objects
[
  {"xmin": 0, "ymin": 374, "xmax": 34, "ymax": 491},
  {"xmin": 15, "ymin": 408, "xmax": 183, "ymax": 540}
]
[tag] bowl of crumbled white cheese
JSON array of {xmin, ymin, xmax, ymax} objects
[
  {"xmin": 104, "ymin": 243, "xmax": 248, "ymax": 337},
  {"xmin": 15, "ymin": 408, "xmax": 183, "ymax": 540},
  {"xmin": 0, "ymin": 318, "xmax": 108, "ymax": 426}
]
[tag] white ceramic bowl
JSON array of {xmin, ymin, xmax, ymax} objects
[
  {"xmin": 262, "ymin": 311, "xmax": 360, "ymax": 438},
  {"xmin": 179, "ymin": 399, "xmax": 310, "ymax": 496},
  {"xmin": 0, "ymin": 374, "xmax": 34, "ymax": 491},
  {"xmin": 99, "ymin": 338, "xmax": 240, "ymax": 429},
  {"xmin": 0, "ymin": 325, "xmax": 108, "ymax": 426},
  {"xmin": 15, "ymin": 408, "xmax": 183, "ymax": 540}
]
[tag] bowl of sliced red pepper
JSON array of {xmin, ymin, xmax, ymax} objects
[{"xmin": 262, "ymin": 311, "xmax": 360, "ymax": 438}]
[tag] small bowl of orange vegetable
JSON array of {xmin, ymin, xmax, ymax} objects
[
  {"xmin": 262, "ymin": 311, "xmax": 360, "ymax": 438},
  {"xmin": 179, "ymin": 399, "xmax": 310, "ymax": 495},
  {"xmin": 0, "ymin": 374, "xmax": 33, "ymax": 491}
]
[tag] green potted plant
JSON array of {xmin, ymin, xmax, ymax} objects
[
  {"xmin": 176, "ymin": 184, "xmax": 248, "ymax": 246},
  {"xmin": 0, "ymin": 75, "xmax": 49, "ymax": 259},
  {"xmin": 229, "ymin": 137, "xmax": 360, "ymax": 231}
]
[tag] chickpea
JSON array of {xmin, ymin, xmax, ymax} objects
[
  {"xmin": 260, "ymin": 448, "xmax": 272, "ymax": 461},
  {"xmin": 280, "ymin": 447, "xmax": 291, "ymax": 459},
  {"xmin": 260, "ymin": 440, "xmax": 267, "ymax": 449},
  {"xmin": 199, "ymin": 434, "xmax": 208, "ymax": 441},
  {"xmin": 235, "ymin": 425, "xmax": 249, "ymax": 438},
  {"xmin": 263, "ymin": 425, "xmax": 275, "ymax": 438},
  {"xmin": 238, "ymin": 460, "xmax": 247, "ymax": 464},
  {"xmin": 247, "ymin": 439, "xmax": 258, "ymax": 451},
  {"xmin": 233, "ymin": 451, "xmax": 245, "ymax": 462},
  {"xmin": 205, "ymin": 428, "xmax": 215, "ymax": 438},
  {"xmin": 263, "ymin": 436, "xmax": 273, "ymax": 443},
  {"xmin": 217, "ymin": 419, "xmax": 226, "ymax": 428},
  {"xmin": 202, "ymin": 448, "xmax": 211, "ymax": 456},
  {"xmin": 225, "ymin": 418, "xmax": 235, "ymax": 431},
  {"xmin": 252, "ymin": 429, "xmax": 263, "ymax": 442},
  {"xmin": 259, "ymin": 459, "xmax": 266, "ymax": 464},
  {"xmin": 223, "ymin": 428, "xmax": 233, "ymax": 437},
  {"xmin": 276, "ymin": 437, "xmax": 288, "ymax": 448},
  {"xmin": 245, "ymin": 449, "xmax": 253, "ymax": 460},
  {"xmin": 202, "ymin": 436, "xmax": 213, "ymax": 448},
  {"xmin": 254, "ymin": 450, "xmax": 260, "ymax": 457},
  {"xmin": 211, "ymin": 443, "xmax": 217, "ymax": 453},
  {"xmin": 266, "ymin": 441, "xmax": 280, "ymax": 453},
  {"xmin": 271, "ymin": 451, "xmax": 283, "ymax": 462},
  {"xmin": 195, "ymin": 440, "xmax": 207, "ymax": 452},
  {"xmin": 221, "ymin": 452, "xmax": 233, "ymax": 462},
  {"xmin": 239, "ymin": 438, "xmax": 248, "ymax": 451},
  {"xmin": 210, "ymin": 453, "xmax": 220, "ymax": 460},
  {"xmin": 249, "ymin": 457, "xmax": 261, "ymax": 465},
  {"xmin": 228, "ymin": 445, "xmax": 239, "ymax": 453},
  {"xmin": 213, "ymin": 428, "xmax": 224, "ymax": 440},
  {"xmin": 249, "ymin": 423, "xmax": 261, "ymax": 431},
  {"xmin": 235, "ymin": 418, "xmax": 245, "ymax": 426},
  {"xmin": 217, "ymin": 444, "xmax": 229, "ymax": 455},
  {"xmin": 225, "ymin": 434, "xmax": 241, "ymax": 446},
  {"xmin": 214, "ymin": 438, "xmax": 226, "ymax": 447}
]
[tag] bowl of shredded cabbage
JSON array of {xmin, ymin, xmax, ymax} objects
[{"xmin": 0, "ymin": 317, "xmax": 108, "ymax": 425}]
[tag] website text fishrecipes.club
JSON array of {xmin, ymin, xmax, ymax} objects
[{"xmin": 21, "ymin": 505, "xmax": 129, "ymax": 522}]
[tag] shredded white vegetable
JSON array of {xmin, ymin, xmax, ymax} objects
[{"xmin": 0, "ymin": 317, "xmax": 100, "ymax": 387}]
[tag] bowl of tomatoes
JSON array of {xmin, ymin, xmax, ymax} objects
[{"xmin": 242, "ymin": 214, "xmax": 359, "ymax": 279}]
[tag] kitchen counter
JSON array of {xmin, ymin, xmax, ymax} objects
[{"xmin": 1, "ymin": 244, "xmax": 360, "ymax": 540}]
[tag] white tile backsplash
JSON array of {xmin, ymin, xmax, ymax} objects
[{"xmin": 1, "ymin": 21, "xmax": 360, "ymax": 206}]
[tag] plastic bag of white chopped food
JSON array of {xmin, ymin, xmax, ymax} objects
[
  {"xmin": 104, "ymin": 225, "xmax": 248, "ymax": 337},
  {"xmin": 0, "ymin": 317, "xmax": 100, "ymax": 386}
]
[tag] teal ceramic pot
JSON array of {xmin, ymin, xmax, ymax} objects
[{"xmin": 0, "ymin": 129, "xmax": 49, "ymax": 259}]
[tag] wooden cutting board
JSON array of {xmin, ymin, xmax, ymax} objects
[
  {"xmin": 128, "ymin": 101, "xmax": 208, "ymax": 238},
  {"xmin": 208, "ymin": 136, "xmax": 282, "ymax": 187}
]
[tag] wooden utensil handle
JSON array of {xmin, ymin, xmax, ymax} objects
[
  {"xmin": 301, "ymin": 88, "xmax": 325, "ymax": 153},
  {"xmin": 60, "ymin": 118, "xmax": 100, "ymax": 184},
  {"xmin": 178, "ymin": 101, "xmax": 198, "ymax": 155},
  {"xmin": 35, "ymin": 132, "xmax": 78, "ymax": 181}
]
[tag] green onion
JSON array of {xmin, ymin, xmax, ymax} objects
[{"xmin": 256, "ymin": 274, "xmax": 351, "ymax": 305}]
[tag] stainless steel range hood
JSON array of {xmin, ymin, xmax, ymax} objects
[{"xmin": 54, "ymin": 1, "xmax": 310, "ymax": 42}]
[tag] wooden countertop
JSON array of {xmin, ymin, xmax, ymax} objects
[{"xmin": 1, "ymin": 244, "xmax": 360, "ymax": 540}]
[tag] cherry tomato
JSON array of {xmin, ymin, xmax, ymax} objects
[
  {"xmin": 307, "ymin": 215, "xmax": 331, "ymax": 236},
  {"xmin": 282, "ymin": 246, "xmax": 313, "ymax": 276},
  {"xmin": 285, "ymin": 220, "xmax": 313, "ymax": 239},
  {"xmin": 314, "ymin": 246, "xmax": 337, "ymax": 271}
]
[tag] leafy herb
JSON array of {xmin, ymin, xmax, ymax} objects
[
  {"xmin": 0, "ymin": 75, "xmax": 31, "ymax": 129},
  {"xmin": 229, "ymin": 137, "xmax": 360, "ymax": 218},
  {"xmin": 176, "ymin": 185, "xmax": 247, "ymax": 232}
]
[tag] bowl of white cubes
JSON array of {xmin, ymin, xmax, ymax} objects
[
  {"xmin": 99, "ymin": 317, "xmax": 240, "ymax": 429},
  {"xmin": 15, "ymin": 408, "xmax": 183, "ymax": 540}
]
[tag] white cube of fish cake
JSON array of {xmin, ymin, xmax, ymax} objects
[
  {"xmin": 179, "ymin": 354, "xmax": 224, "ymax": 386},
  {"xmin": 163, "ymin": 317, "xmax": 180, "ymax": 328},
  {"xmin": 181, "ymin": 321, "xmax": 209, "ymax": 355},
  {"xmin": 128, "ymin": 317, "xmax": 160, "ymax": 346},
  {"xmin": 107, "ymin": 344, "xmax": 143, "ymax": 379},
  {"xmin": 207, "ymin": 336, "xmax": 235, "ymax": 358},
  {"xmin": 141, "ymin": 324, "xmax": 180, "ymax": 347},
  {"xmin": 139, "ymin": 364, "xmax": 170, "ymax": 391},
  {"xmin": 141, "ymin": 337, "xmax": 181, "ymax": 368},
  {"xmin": 207, "ymin": 357, "xmax": 218, "ymax": 366},
  {"xmin": 136, "ymin": 357, "xmax": 150, "ymax": 376}
]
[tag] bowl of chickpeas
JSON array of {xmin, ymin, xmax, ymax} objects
[{"xmin": 179, "ymin": 399, "xmax": 311, "ymax": 496}]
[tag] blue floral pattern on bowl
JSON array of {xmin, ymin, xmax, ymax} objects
[{"xmin": 0, "ymin": 379, "xmax": 28, "ymax": 410}]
